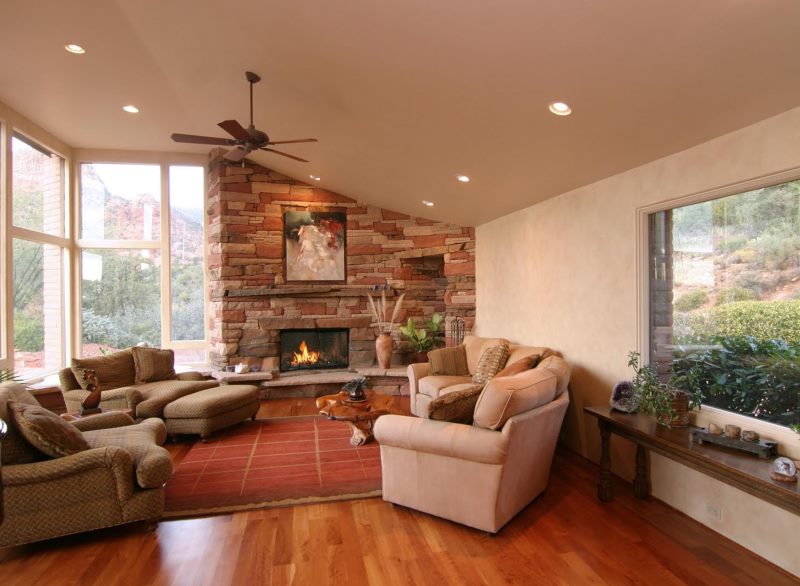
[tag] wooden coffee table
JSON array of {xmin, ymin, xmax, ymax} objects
[{"xmin": 316, "ymin": 390, "xmax": 397, "ymax": 446}]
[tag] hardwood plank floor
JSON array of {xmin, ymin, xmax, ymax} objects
[{"xmin": 0, "ymin": 397, "xmax": 795, "ymax": 585}]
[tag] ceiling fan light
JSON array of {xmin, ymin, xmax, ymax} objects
[
  {"xmin": 309, "ymin": 175, "xmax": 321, "ymax": 181},
  {"xmin": 122, "ymin": 105, "xmax": 139, "ymax": 113},
  {"xmin": 64, "ymin": 44, "xmax": 85, "ymax": 54},
  {"xmin": 456, "ymin": 175, "xmax": 470, "ymax": 183},
  {"xmin": 548, "ymin": 101, "xmax": 572, "ymax": 116},
  {"xmin": 422, "ymin": 200, "xmax": 434, "ymax": 206}
]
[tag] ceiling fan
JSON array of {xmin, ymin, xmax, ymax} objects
[{"xmin": 171, "ymin": 71, "xmax": 317, "ymax": 163}]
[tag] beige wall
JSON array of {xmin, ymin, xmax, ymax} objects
[{"xmin": 476, "ymin": 106, "xmax": 800, "ymax": 576}]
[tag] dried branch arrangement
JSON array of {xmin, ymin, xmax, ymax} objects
[{"xmin": 367, "ymin": 291, "xmax": 405, "ymax": 334}]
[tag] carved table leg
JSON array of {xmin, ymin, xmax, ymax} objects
[
  {"xmin": 597, "ymin": 420, "xmax": 614, "ymax": 502},
  {"xmin": 633, "ymin": 444, "xmax": 650, "ymax": 499},
  {"xmin": 347, "ymin": 421, "xmax": 375, "ymax": 446}
]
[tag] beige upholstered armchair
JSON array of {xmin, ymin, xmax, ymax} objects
[
  {"xmin": 0, "ymin": 381, "xmax": 171, "ymax": 547},
  {"xmin": 377, "ymin": 350, "xmax": 570, "ymax": 533}
]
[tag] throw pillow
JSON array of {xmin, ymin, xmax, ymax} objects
[
  {"xmin": 494, "ymin": 354, "xmax": 542, "ymax": 378},
  {"xmin": 472, "ymin": 345, "xmax": 510, "ymax": 384},
  {"xmin": 473, "ymin": 368, "xmax": 558, "ymax": 430},
  {"xmin": 428, "ymin": 345, "xmax": 469, "ymax": 376},
  {"xmin": 8, "ymin": 400, "xmax": 90, "ymax": 458},
  {"xmin": 71, "ymin": 348, "xmax": 136, "ymax": 391},
  {"xmin": 131, "ymin": 346, "xmax": 176, "ymax": 383},
  {"xmin": 428, "ymin": 384, "xmax": 484, "ymax": 424}
]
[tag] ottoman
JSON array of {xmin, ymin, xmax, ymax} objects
[{"xmin": 163, "ymin": 384, "xmax": 260, "ymax": 440}]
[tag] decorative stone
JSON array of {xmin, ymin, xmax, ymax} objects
[
  {"xmin": 724, "ymin": 424, "xmax": 741, "ymax": 439},
  {"xmin": 610, "ymin": 381, "xmax": 637, "ymax": 413},
  {"xmin": 770, "ymin": 457, "xmax": 798, "ymax": 483},
  {"xmin": 741, "ymin": 430, "xmax": 760, "ymax": 442},
  {"xmin": 707, "ymin": 422, "xmax": 723, "ymax": 435}
]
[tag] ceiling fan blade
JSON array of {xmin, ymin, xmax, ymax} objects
[
  {"xmin": 223, "ymin": 147, "xmax": 249, "ymax": 162},
  {"xmin": 218, "ymin": 119, "xmax": 251, "ymax": 140},
  {"xmin": 260, "ymin": 148, "xmax": 309, "ymax": 163},
  {"xmin": 267, "ymin": 138, "xmax": 318, "ymax": 145},
  {"xmin": 171, "ymin": 133, "xmax": 233, "ymax": 146}
]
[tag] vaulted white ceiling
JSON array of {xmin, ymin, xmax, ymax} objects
[{"xmin": 2, "ymin": 0, "xmax": 800, "ymax": 226}]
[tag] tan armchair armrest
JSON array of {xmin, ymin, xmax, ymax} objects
[
  {"xmin": 374, "ymin": 414, "xmax": 508, "ymax": 465},
  {"xmin": 70, "ymin": 411, "xmax": 137, "ymax": 432},
  {"xmin": 407, "ymin": 362, "xmax": 430, "ymax": 403},
  {"xmin": 3, "ymin": 447, "xmax": 134, "ymax": 503}
]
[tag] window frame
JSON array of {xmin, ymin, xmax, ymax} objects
[
  {"xmin": 4, "ymin": 129, "xmax": 71, "ymax": 379},
  {"xmin": 73, "ymin": 150, "xmax": 208, "ymax": 365},
  {"xmin": 637, "ymin": 166, "xmax": 800, "ymax": 454}
]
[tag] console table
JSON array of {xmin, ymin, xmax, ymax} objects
[{"xmin": 583, "ymin": 406, "xmax": 799, "ymax": 515}]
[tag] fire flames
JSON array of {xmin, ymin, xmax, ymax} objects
[{"xmin": 291, "ymin": 340, "xmax": 320, "ymax": 366}]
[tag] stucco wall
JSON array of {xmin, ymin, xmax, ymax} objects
[{"xmin": 475, "ymin": 106, "xmax": 800, "ymax": 576}]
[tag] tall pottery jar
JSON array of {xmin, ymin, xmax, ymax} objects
[{"xmin": 375, "ymin": 333, "xmax": 393, "ymax": 369}]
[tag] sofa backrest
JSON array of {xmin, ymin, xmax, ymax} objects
[
  {"xmin": 463, "ymin": 336, "xmax": 509, "ymax": 375},
  {"xmin": 0, "ymin": 381, "xmax": 43, "ymax": 465},
  {"xmin": 506, "ymin": 345, "xmax": 556, "ymax": 366}
]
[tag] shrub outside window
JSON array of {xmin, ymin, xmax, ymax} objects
[{"xmin": 649, "ymin": 178, "xmax": 800, "ymax": 428}]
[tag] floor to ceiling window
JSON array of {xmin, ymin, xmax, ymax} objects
[
  {"xmin": 10, "ymin": 134, "xmax": 68, "ymax": 379},
  {"xmin": 78, "ymin": 160, "xmax": 206, "ymax": 363}
]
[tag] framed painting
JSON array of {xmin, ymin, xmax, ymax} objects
[{"xmin": 283, "ymin": 209, "xmax": 347, "ymax": 282}]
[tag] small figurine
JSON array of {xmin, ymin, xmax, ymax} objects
[
  {"xmin": 610, "ymin": 381, "xmax": 637, "ymax": 413},
  {"xmin": 770, "ymin": 457, "xmax": 797, "ymax": 483},
  {"xmin": 343, "ymin": 376, "xmax": 367, "ymax": 402}
]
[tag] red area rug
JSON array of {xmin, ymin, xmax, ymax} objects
[{"xmin": 164, "ymin": 417, "xmax": 382, "ymax": 517}]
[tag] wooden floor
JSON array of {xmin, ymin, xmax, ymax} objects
[{"xmin": 0, "ymin": 397, "xmax": 795, "ymax": 585}]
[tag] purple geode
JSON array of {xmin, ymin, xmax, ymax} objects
[{"xmin": 610, "ymin": 380, "xmax": 638, "ymax": 413}]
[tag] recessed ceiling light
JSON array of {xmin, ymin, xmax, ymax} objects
[
  {"xmin": 122, "ymin": 105, "xmax": 139, "ymax": 113},
  {"xmin": 309, "ymin": 175, "xmax": 321, "ymax": 181},
  {"xmin": 422, "ymin": 200, "xmax": 434, "ymax": 206},
  {"xmin": 456, "ymin": 175, "xmax": 470, "ymax": 183},
  {"xmin": 548, "ymin": 101, "xmax": 572, "ymax": 116},
  {"xmin": 64, "ymin": 44, "xmax": 85, "ymax": 54}
]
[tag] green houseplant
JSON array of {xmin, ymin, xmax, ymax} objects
[
  {"xmin": 399, "ymin": 313, "xmax": 443, "ymax": 361},
  {"xmin": 628, "ymin": 351, "xmax": 692, "ymax": 427}
]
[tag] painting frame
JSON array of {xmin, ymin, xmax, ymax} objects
[{"xmin": 282, "ymin": 208, "xmax": 347, "ymax": 283}]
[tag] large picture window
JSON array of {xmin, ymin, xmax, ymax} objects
[
  {"xmin": 78, "ymin": 161, "xmax": 206, "ymax": 363},
  {"xmin": 649, "ymin": 178, "xmax": 800, "ymax": 428},
  {"xmin": 10, "ymin": 134, "xmax": 67, "ymax": 378}
]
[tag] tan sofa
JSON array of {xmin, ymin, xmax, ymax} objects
[
  {"xmin": 378, "ymin": 338, "xmax": 570, "ymax": 533},
  {"xmin": 59, "ymin": 348, "xmax": 218, "ymax": 419},
  {"xmin": 407, "ymin": 335, "xmax": 559, "ymax": 417},
  {"xmin": 0, "ymin": 381, "xmax": 171, "ymax": 547}
]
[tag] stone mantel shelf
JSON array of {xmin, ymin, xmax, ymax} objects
[{"xmin": 221, "ymin": 286, "xmax": 399, "ymax": 299}]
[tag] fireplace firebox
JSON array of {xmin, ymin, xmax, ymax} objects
[{"xmin": 279, "ymin": 328, "xmax": 349, "ymax": 372}]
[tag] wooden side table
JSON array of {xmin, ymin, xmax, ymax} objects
[{"xmin": 316, "ymin": 390, "xmax": 395, "ymax": 446}]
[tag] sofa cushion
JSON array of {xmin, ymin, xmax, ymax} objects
[
  {"xmin": 495, "ymin": 354, "xmax": 541, "ymax": 378},
  {"xmin": 506, "ymin": 345, "xmax": 554, "ymax": 367},
  {"xmin": 0, "ymin": 382, "xmax": 42, "ymax": 465},
  {"xmin": 473, "ymin": 368, "xmax": 558, "ymax": 430},
  {"xmin": 418, "ymin": 375, "xmax": 473, "ymax": 400},
  {"xmin": 428, "ymin": 383, "xmax": 484, "ymax": 424},
  {"xmin": 71, "ymin": 349, "xmax": 136, "ymax": 391},
  {"xmin": 83, "ymin": 418, "xmax": 171, "ymax": 488},
  {"xmin": 472, "ymin": 344, "xmax": 510, "ymax": 384},
  {"xmin": 132, "ymin": 346, "xmax": 176, "ymax": 383},
  {"xmin": 428, "ymin": 345, "xmax": 469, "ymax": 376},
  {"xmin": 8, "ymin": 401, "xmax": 90, "ymax": 458},
  {"xmin": 463, "ymin": 336, "xmax": 509, "ymax": 375},
  {"xmin": 133, "ymin": 379, "xmax": 220, "ymax": 419}
]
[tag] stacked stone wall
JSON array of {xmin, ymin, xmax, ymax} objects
[{"xmin": 206, "ymin": 149, "xmax": 476, "ymax": 370}]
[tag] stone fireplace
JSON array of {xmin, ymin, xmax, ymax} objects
[
  {"xmin": 205, "ymin": 149, "xmax": 476, "ymax": 372},
  {"xmin": 279, "ymin": 328, "xmax": 349, "ymax": 372}
]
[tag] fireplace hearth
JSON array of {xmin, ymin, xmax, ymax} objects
[{"xmin": 280, "ymin": 328, "xmax": 349, "ymax": 372}]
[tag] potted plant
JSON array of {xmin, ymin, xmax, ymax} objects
[
  {"xmin": 399, "ymin": 313, "xmax": 443, "ymax": 362},
  {"xmin": 627, "ymin": 351, "xmax": 693, "ymax": 427}
]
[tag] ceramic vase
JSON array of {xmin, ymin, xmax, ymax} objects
[{"xmin": 375, "ymin": 332, "xmax": 393, "ymax": 369}]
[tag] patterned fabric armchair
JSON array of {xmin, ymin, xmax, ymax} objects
[{"xmin": 0, "ymin": 381, "xmax": 171, "ymax": 547}]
